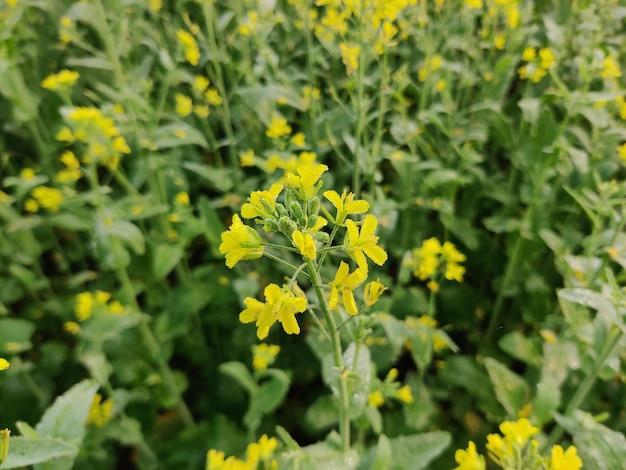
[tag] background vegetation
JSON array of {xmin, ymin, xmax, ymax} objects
[{"xmin": 0, "ymin": 0, "xmax": 625, "ymax": 468}]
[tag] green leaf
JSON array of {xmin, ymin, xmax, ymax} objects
[
  {"xmin": 370, "ymin": 434, "xmax": 392, "ymax": 470},
  {"xmin": 80, "ymin": 352, "xmax": 113, "ymax": 386},
  {"xmin": 387, "ymin": 431, "xmax": 451, "ymax": 470},
  {"xmin": 483, "ymin": 357, "xmax": 530, "ymax": 417},
  {"xmin": 219, "ymin": 361, "xmax": 257, "ymax": 395},
  {"xmin": 0, "ymin": 318, "xmax": 35, "ymax": 354},
  {"xmin": 253, "ymin": 369, "xmax": 290, "ymax": 414},
  {"xmin": 305, "ymin": 395, "xmax": 338, "ymax": 432},
  {"xmin": 0, "ymin": 437, "xmax": 76, "ymax": 469},
  {"xmin": 152, "ymin": 243, "xmax": 184, "ymax": 281},
  {"xmin": 153, "ymin": 124, "xmax": 209, "ymax": 149},
  {"xmin": 518, "ymin": 97, "xmax": 541, "ymax": 125},
  {"xmin": 343, "ymin": 342, "xmax": 372, "ymax": 419},
  {"xmin": 498, "ymin": 332, "xmax": 541, "ymax": 366},
  {"xmin": 182, "ymin": 162, "xmax": 234, "ymax": 192},
  {"xmin": 35, "ymin": 379, "xmax": 98, "ymax": 443}
]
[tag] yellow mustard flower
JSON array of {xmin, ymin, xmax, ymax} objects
[
  {"xmin": 284, "ymin": 163, "xmax": 328, "ymax": 200},
  {"xmin": 323, "ymin": 189, "xmax": 369, "ymax": 225},
  {"xmin": 239, "ymin": 149, "xmax": 255, "ymax": 167},
  {"xmin": 547, "ymin": 445, "xmax": 582, "ymax": 470},
  {"xmin": 368, "ymin": 391, "xmax": 384, "ymax": 408},
  {"xmin": 205, "ymin": 88, "xmax": 222, "ymax": 106},
  {"xmin": 465, "ymin": 0, "xmax": 483, "ymax": 9},
  {"xmin": 539, "ymin": 47, "xmax": 556, "ymax": 69},
  {"xmin": 241, "ymin": 183, "xmax": 284, "ymax": 221},
  {"xmin": 206, "ymin": 449, "xmax": 226, "ymax": 470},
  {"xmin": 499, "ymin": 418, "xmax": 540, "ymax": 448},
  {"xmin": 454, "ymin": 441, "xmax": 486, "ymax": 470},
  {"xmin": 616, "ymin": 143, "xmax": 626, "ymax": 162},
  {"xmin": 0, "ymin": 358, "xmax": 9, "ymax": 371},
  {"xmin": 486, "ymin": 433, "xmax": 507, "ymax": 464},
  {"xmin": 31, "ymin": 186, "xmax": 64, "ymax": 212},
  {"xmin": 41, "ymin": 69, "xmax": 79, "ymax": 91},
  {"xmin": 363, "ymin": 279, "xmax": 386, "ymax": 306},
  {"xmin": 87, "ymin": 394, "xmax": 114, "ymax": 427},
  {"xmin": 340, "ymin": 42, "xmax": 360, "ymax": 76},
  {"xmin": 63, "ymin": 321, "xmax": 81, "ymax": 335},
  {"xmin": 396, "ymin": 385, "xmax": 413, "ymax": 404},
  {"xmin": 193, "ymin": 75, "xmax": 210, "ymax": 93},
  {"xmin": 219, "ymin": 214, "xmax": 264, "ymax": 268},
  {"xmin": 522, "ymin": 47, "xmax": 536, "ymax": 61},
  {"xmin": 344, "ymin": 215, "xmax": 388, "ymax": 271},
  {"xmin": 175, "ymin": 93, "xmax": 193, "ymax": 117},
  {"xmin": 328, "ymin": 261, "xmax": 367, "ymax": 315},
  {"xmin": 175, "ymin": 192, "xmax": 190, "ymax": 205},
  {"xmin": 292, "ymin": 230, "xmax": 317, "ymax": 259},
  {"xmin": 266, "ymin": 115, "xmax": 292, "ymax": 138},
  {"xmin": 290, "ymin": 132, "xmax": 306, "ymax": 147},
  {"xmin": 176, "ymin": 29, "xmax": 200, "ymax": 66},
  {"xmin": 251, "ymin": 343, "xmax": 281, "ymax": 371},
  {"xmin": 239, "ymin": 283, "xmax": 307, "ymax": 339},
  {"xmin": 601, "ymin": 56, "xmax": 622, "ymax": 79}
]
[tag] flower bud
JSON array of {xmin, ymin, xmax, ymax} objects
[
  {"xmin": 278, "ymin": 216, "xmax": 298, "ymax": 236},
  {"xmin": 288, "ymin": 200, "xmax": 303, "ymax": 219},
  {"xmin": 307, "ymin": 196, "xmax": 320, "ymax": 216},
  {"xmin": 313, "ymin": 231, "xmax": 329, "ymax": 243}
]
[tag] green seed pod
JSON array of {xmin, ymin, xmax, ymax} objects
[
  {"xmin": 289, "ymin": 200, "xmax": 303, "ymax": 219},
  {"xmin": 276, "ymin": 203, "xmax": 289, "ymax": 219},
  {"xmin": 307, "ymin": 214, "xmax": 318, "ymax": 229},
  {"xmin": 313, "ymin": 231, "xmax": 329, "ymax": 243},
  {"xmin": 263, "ymin": 218, "xmax": 279, "ymax": 232},
  {"xmin": 278, "ymin": 216, "xmax": 297, "ymax": 236},
  {"xmin": 307, "ymin": 196, "xmax": 320, "ymax": 216}
]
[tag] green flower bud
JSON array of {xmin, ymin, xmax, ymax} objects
[
  {"xmin": 263, "ymin": 218, "xmax": 279, "ymax": 232},
  {"xmin": 306, "ymin": 214, "xmax": 318, "ymax": 229},
  {"xmin": 313, "ymin": 231, "xmax": 329, "ymax": 243},
  {"xmin": 288, "ymin": 200, "xmax": 303, "ymax": 219},
  {"xmin": 307, "ymin": 196, "xmax": 320, "ymax": 216},
  {"xmin": 278, "ymin": 216, "xmax": 298, "ymax": 237}
]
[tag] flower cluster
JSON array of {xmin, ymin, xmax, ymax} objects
[
  {"xmin": 367, "ymin": 368, "xmax": 413, "ymax": 408},
  {"xmin": 251, "ymin": 343, "xmax": 281, "ymax": 371},
  {"xmin": 41, "ymin": 69, "xmax": 79, "ymax": 92},
  {"xmin": 518, "ymin": 47, "xmax": 556, "ymax": 83},
  {"xmin": 219, "ymin": 163, "xmax": 388, "ymax": 338},
  {"xmin": 206, "ymin": 434, "xmax": 278, "ymax": 470},
  {"xmin": 410, "ymin": 237, "xmax": 466, "ymax": 291},
  {"xmin": 0, "ymin": 358, "xmax": 9, "ymax": 371},
  {"xmin": 24, "ymin": 186, "xmax": 64, "ymax": 213},
  {"xmin": 56, "ymin": 107, "xmax": 131, "ymax": 170},
  {"xmin": 73, "ymin": 290, "xmax": 127, "ymax": 322},
  {"xmin": 176, "ymin": 29, "xmax": 200, "ymax": 66},
  {"xmin": 454, "ymin": 418, "xmax": 582, "ymax": 470}
]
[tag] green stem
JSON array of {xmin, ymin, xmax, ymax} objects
[
  {"xmin": 541, "ymin": 327, "xmax": 623, "ymax": 452},
  {"xmin": 352, "ymin": 13, "xmax": 366, "ymax": 198},
  {"xmin": 262, "ymin": 252, "xmax": 309, "ymax": 276},
  {"xmin": 305, "ymin": 258, "xmax": 351, "ymax": 452},
  {"xmin": 118, "ymin": 267, "xmax": 196, "ymax": 428}
]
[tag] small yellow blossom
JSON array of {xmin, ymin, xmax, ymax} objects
[
  {"xmin": 368, "ymin": 391, "xmax": 384, "ymax": 408},
  {"xmin": 240, "ymin": 149, "xmax": 255, "ymax": 167},
  {"xmin": 63, "ymin": 321, "xmax": 81, "ymax": 335},
  {"xmin": 0, "ymin": 358, "xmax": 9, "ymax": 371},
  {"xmin": 323, "ymin": 189, "xmax": 369, "ymax": 225},
  {"xmin": 616, "ymin": 143, "xmax": 626, "ymax": 161},
  {"xmin": 363, "ymin": 279, "xmax": 386, "ymax": 307},
  {"xmin": 539, "ymin": 47, "xmax": 556, "ymax": 69},
  {"xmin": 219, "ymin": 214, "xmax": 264, "ymax": 268},
  {"xmin": 292, "ymin": 230, "xmax": 317, "ymax": 259},
  {"xmin": 41, "ymin": 69, "xmax": 80, "ymax": 91},
  {"xmin": 601, "ymin": 56, "xmax": 622, "ymax": 79},
  {"xmin": 21, "ymin": 168, "xmax": 36, "ymax": 180},
  {"xmin": 454, "ymin": 441, "xmax": 486, "ymax": 470},
  {"xmin": 193, "ymin": 75, "xmax": 210, "ymax": 93},
  {"xmin": 175, "ymin": 94, "xmax": 193, "ymax": 117},
  {"xmin": 31, "ymin": 186, "xmax": 64, "ymax": 212},
  {"xmin": 194, "ymin": 105, "xmax": 210, "ymax": 118},
  {"xmin": 251, "ymin": 343, "xmax": 281, "ymax": 371},
  {"xmin": 283, "ymin": 163, "xmax": 328, "ymax": 200},
  {"xmin": 239, "ymin": 283, "xmax": 307, "ymax": 339},
  {"xmin": 328, "ymin": 261, "xmax": 367, "ymax": 315},
  {"xmin": 344, "ymin": 215, "xmax": 388, "ymax": 271},
  {"xmin": 205, "ymin": 88, "xmax": 222, "ymax": 106},
  {"xmin": 340, "ymin": 42, "xmax": 360, "ymax": 76},
  {"xmin": 465, "ymin": 0, "xmax": 483, "ymax": 9},
  {"xmin": 266, "ymin": 115, "xmax": 292, "ymax": 139},
  {"xmin": 522, "ymin": 47, "xmax": 536, "ymax": 61},
  {"xmin": 547, "ymin": 445, "xmax": 582, "ymax": 470},
  {"xmin": 291, "ymin": 132, "xmax": 306, "ymax": 147},
  {"xmin": 396, "ymin": 385, "xmax": 413, "ymax": 404},
  {"xmin": 148, "ymin": 0, "xmax": 162, "ymax": 12},
  {"xmin": 241, "ymin": 183, "xmax": 283, "ymax": 221},
  {"xmin": 87, "ymin": 394, "xmax": 114, "ymax": 427},
  {"xmin": 176, "ymin": 29, "xmax": 200, "ymax": 66},
  {"xmin": 175, "ymin": 192, "xmax": 190, "ymax": 205}
]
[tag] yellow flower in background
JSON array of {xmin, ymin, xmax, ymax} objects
[
  {"xmin": 251, "ymin": 343, "xmax": 281, "ymax": 371},
  {"xmin": 87, "ymin": 393, "xmax": 114, "ymax": 427},
  {"xmin": 0, "ymin": 358, "xmax": 9, "ymax": 371},
  {"xmin": 63, "ymin": 321, "xmax": 81, "ymax": 335},
  {"xmin": 522, "ymin": 47, "xmax": 536, "ymax": 61},
  {"xmin": 193, "ymin": 75, "xmax": 210, "ymax": 93},
  {"xmin": 539, "ymin": 47, "xmax": 556, "ymax": 69},
  {"xmin": 499, "ymin": 418, "xmax": 540, "ymax": 447},
  {"xmin": 175, "ymin": 192, "xmax": 190, "ymax": 205},
  {"xmin": 547, "ymin": 445, "xmax": 582, "ymax": 470},
  {"xmin": 175, "ymin": 94, "xmax": 193, "ymax": 117},
  {"xmin": 363, "ymin": 279, "xmax": 386, "ymax": 306},
  {"xmin": 30, "ymin": 186, "xmax": 64, "ymax": 212},
  {"xmin": 601, "ymin": 56, "xmax": 622, "ymax": 79},
  {"xmin": 41, "ymin": 69, "xmax": 79, "ymax": 91},
  {"xmin": 328, "ymin": 261, "xmax": 367, "ymax": 315},
  {"xmin": 290, "ymin": 132, "xmax": 306, "ymax": 147},
  {"xmin": 344, "ymin": 215, "xmax": 388, "ymax": 271},
  {"xmin": 204, "ymin": 88, "xmax": 222, "ymax": 106},
  {"xmin": 323, "ymin": 189, "xmax": 369, "ymax": 225},
  {"xmin": 266, "ymin": 115, "xmax": 292, "ymax": 138},
  {"xmin": 148, "ymin": 0, "xmax": 162, "ymax": 12},
  {"xmin": 219, "ymin": 214, "xmax": 264, "ymax": 268},
  {"xmin": 454, "ymin": 441, "xmax": 486, "ymax": 470},
  {"xmin": 239, "ymin": 283, "xmax": 307, "ymax": 339},
  {"xmin": 368, "ymin": 390, "xmax": 384, "ymax": 408},
  {"xmin": 396, "ymin": 385, "xmax": 413, "ymax": 404},
  {"xmin": 292, "ymin": 230, "xmax": 317, "ymax": 259},
  {"xmin": 340, "ymin": 42, "xmax": 360, "ymax": 76},
  {"xmin": 465, "ymin": 0, "xmax": 483, "ymax": 9},
  {"xmin": 486, "ymin": 433, "xmax": 507, "ymax": 463},
  {"xmin": 176, "ymin": 29, "xmax": 200, "ymax": 66},
  {"xmin": 239, "ymin": 149, "xmax": 255, "ymax": 167}
]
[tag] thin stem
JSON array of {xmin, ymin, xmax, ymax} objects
[
  {"xmin": 541, "ymin": 328, "xmax": 623, "ymax": 452},
  {"xmin": 305, "ymin": 258, "xmax": 351, "ymax": 452},
  {"xmin": 352, "ymin": 12, "xmax": 366, "ymax": 198},
  {"xmin": 262, "ymin": 252, "xmax": 310, "ymax": 278}
]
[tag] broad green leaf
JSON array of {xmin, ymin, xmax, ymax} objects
[
  {"xmin": 253, "ymin": 369, "xmax": 290, "ymax": 414},
  {"xmin": 219, "ymin": 361, "xmax": 257, "ymax": 395},
  {"xmin": 0, "ymin": 437, "xmax": 76, "ymax": 469},
  {"xmin": 370, "ymin": 434, "xmax": 392, "ymax": 470},
  {"xmin": 0, "ymin": 318, "xmax": 35, "ymax": 354},
  {"xmin": 35, "ymin": 379, "xmax": 98, "ymax": 443},
  {"xmin": 80, "ymin": 352, "xmax": 113, "ymax": 386},
  {"xmin": 498, "ymin": 332, "xmax": 541, "ymax": 366},
  {"xmin": 387, "ymin": 431, "xmax": 451, "ymax": 470},
  {"xmin": 343, "ymin": 342, "xmax": 372, "ymax": 419},
  {"xmin": 483, "ymin": 357, "xmax": 530, "ymax": 417},
  {"xmin": 152, "ymin": 243, "xmax": 184, "ymax": 281},
  {"xmin": 182, "ymin": 162, "xmax": 233, "ymax": 192},
  {"xmin": 305, "ymin": 395, "xmax": 338, "ymax": 432},
  {"xmin": 153, "ymin": 124, "xmax": 209, "ymax": 149}
]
